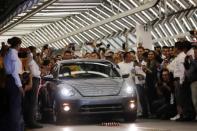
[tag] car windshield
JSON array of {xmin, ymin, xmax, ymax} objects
[{"xmin": 58, "ymin": 61, "xmax": 120, "ymax": 79}]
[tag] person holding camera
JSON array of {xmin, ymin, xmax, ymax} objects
[{"xmin": 4, "ymin": 37, "xmax": 24, "ymax": 131}]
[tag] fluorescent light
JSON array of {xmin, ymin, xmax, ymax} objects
[
  {"xmin": 110, "ymin": 22, "xmax": 122, "ymax": 30},
  {"xmin": 128, "ymin": 16, "xmax": 139, "ymax": 24},
  {"xmin": 164, "ymin": 23, "xmax": 174, "ymax": 36},
  {"xmin": 142, "ymin": 11, "xmax": 152, "ymax": 21},
  {"xmin": 75, "ymin": 16, "xmax": 89, "ymax": 25},
  {"xmin": 94, "ymin": 28, "xmax": 105, "ymax": 36},
  {"xmin": 34, "ymin": 12, "xmax": 80, "ymax": 17},
  {"xmin": 190, "ymin": 17, "xmax": 197, "ymax": 29},
  {"xmin": 166, "ymin": 1, "xmax": 177, "ymax": 12},
  {"xmin": 176, "ymin": 0, "xmax": 187, "ymax": 9},
  {"xmin": 75, "ymin": 35, "xmax": 84, "ymax": 43},
  {"xmin": 155, "ymin": 28, "xmax": 163, "ymax": 38},
  {"xmin": 80, "ymin": 13, "xmax": 94, "ymax": 23},
  {"xmin": 99, "ymin": 26, "xmax": 111, "ymax": 34},
  {"xmin": 149, "ymin": 8, "xmax": 158, "ymax": 17},
  {"xmin": 170, "ymin": 22, "xmax": 179, "ymax": 34},
  {"xmin": 47, "ymin": 5, "xmax": 97, "ymax": 9},
  {"xmin": 163, "ymin": 40, "xmax": 168, "ymax": 46},
  {"xmin": 121, "ymin": 18, "xmax": 135, "ymax": 27},
  {"xmin": 52, "ymin": 3, "xmax": 101, "ymax": 6},
  {"xmin": 175, "ymin": 18, "xmax": 184, "ymax": 33},
  {"xmin": 151, "ymin": 31, "xmax": 158, "ymax": 39},
  {"xmin": 120, "ymin": 0, "xmax": 131, "ymax": 9},
  {"xmin": 79, "ymin": 33, "xmax": 89, "ymax": 41},
  {"xmin": 182, "ymin": 18, "xmax": 191, "ymax": 30},
  {"xmin": 135, "ymin": 14, "xmax": 146, "ymax": 23},
  {"xmin": 96, "ymin": 7, "xmax": 110, "ymax": 17},
  {"xmin": 85, "ymin": 11, "xmax": 100, "ymax": 22},
  {"xmin": 116, "ymin": 20, "xmax": 129, "ymax": 29},
  {"xmin": 159, "ymin": 24, "xmax": 168, "ymax": 36},
  {"xmin": 89, "ymin": 30, "xmax": 100, "ymax": 38},
  {"xmin": 84, "ymin": 32, "xmax": 94, "ymax": 39},
  {"xmin": 129, "ymin": 0, "xmax": 138, "ymax": 7},
  {"xmin": 158, "ymin": 42, "xmax": 163, "ymax": 46},
  {"xmin": 105, "ymin": 24, "xmax": 117, "ymax": 32},
  {"xmin": 189, "ymin": 0, "xmax": 196, "ymax": 6}
]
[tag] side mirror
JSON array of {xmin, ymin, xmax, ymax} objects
[
  {"xmin": 42, "ymin": 74, "xmax": 54, "ymax": 81},
  {"xmin": 122, "ymin": 74, "xmax": 130, "ymax": 78}
]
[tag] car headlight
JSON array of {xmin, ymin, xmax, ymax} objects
[
  {"xmin": 120, "ymin": 83, "xmax": 135, "ymax": 96},
  {"xmin": 60, "ymin": 88, "xmax": 75, "ymax": 97},
  {"xmin": 124, "ymin": 85, "xmax": 134, "ymax": 94},
  {"xmin": 58, "ymin": 84, "xmax": 75, "ymax": 97}
]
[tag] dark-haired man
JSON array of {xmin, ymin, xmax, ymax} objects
[
  {"xmin": 24, "ymin": 46, "xmax": 42, "ymax": 128},
  {"xmin": 168, "ymin": 41, "xmax": 186, "ymax": 121},
  {"xmin": 118, "ymin": 52, "xmax": 134, "ymax": 75},
  {"xmin": 63, "ymin": 50, "xmax": 73, "ymax": 60}
]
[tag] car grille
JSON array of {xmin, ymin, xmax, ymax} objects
[
  {"xmin": 79, "ymin": 104, "xmax": 123, "ymax": 113},
  {"xmin": 69, "ymin": 80, "xmax": 122, "ymax": 96}
]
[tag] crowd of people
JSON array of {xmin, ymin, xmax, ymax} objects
[{"xmin": 0, "ymin": 29, "xmax": 197, "ymax": 131}]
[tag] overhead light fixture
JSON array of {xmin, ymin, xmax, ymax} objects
[
  {"xmin": 166, "ymin": 1, "xmax": 177, "ymax": 12},
  {"xmin": 79, "ymin": 33, "xmax": 89, "ymax": 41},
  {"xmin": 105, "ymin": 24, "xmax": 117, "ymax": 32},
  {"xmin": 135, "ymin": 13, "xmax": 147, "ymax": 23},
  {"xmin": 99, "ymin": 26, "xmax": 111, "ymax": 34},
  {"xmin": 190, "ymin": 17, "xmax": 197, "ymax": 29},
  {"xmin": 182, "ymin": 18, "xmax": 191, "ymax": 30},
  {"xmin": 151, "ymin": 31, "xmax": 158, "ymax": 39},
  {"xmin": 149, "ymin": 8, "xmax": 158, "ymax": 17},
  {"xmin": 175, "ymin": 18, "xmax": 184, "ymax": 33},
  {"xmin": 170, "ymin": 22, "xmax": 179, "ymax": 34},
  {"xmin": 176, "ymin": 0, "xmax": 187, "ymax": 9},
  {"xmin": 96, "ymin": 7, "xmax": 110, "ymax": 17},
  {"xmin": 94, "ymin": 28, "xmax": 106, "ymax": 36},
  {"xmin": 142, "ymin": 11, "xmax": 152, "ymax": 21},
  {"xmin": 121, "ymin": 18, "xmax": 135, "ymax": 27},
  {"xmin": 164, "ymin": 23, "xmax": 174, "ymax": 36},
  {"xmin": 129, "ymin": 0, "xmax": 138, "ymax": 7},
  {"xmin": 159, "ymin": 24, "xmax": 168, "ymax": 37},
  {"xmin": 119, "ymin": 0, "xmax": 131, "ymax": 10},
  {"xmin": 34, "ymin": 12, "xmax": 80, "ymax": 17},
  {"xmin": 84, "ymin": 31, "xmax": 94, "ymax": 39}
]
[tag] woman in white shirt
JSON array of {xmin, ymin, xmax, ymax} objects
[{"xmin": 4, "ymin": 37, "xmax": 24, "ymax": 131}]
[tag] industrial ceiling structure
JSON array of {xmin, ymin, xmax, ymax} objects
[{"xmin": 0, "ymin": 0, "xmax": 196, "ymax": 51}]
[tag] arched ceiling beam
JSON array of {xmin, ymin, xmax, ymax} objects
[{"xmin": 35, "ymin": 0, "xmax": 159, "ymax": 47}]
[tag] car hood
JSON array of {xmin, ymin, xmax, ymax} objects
[{"xmin": 61, "ymin": 78, "xmax": 124, "ymax": 97}]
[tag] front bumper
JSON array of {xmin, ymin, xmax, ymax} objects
[{"xmin": 56, "ymin": 96, "xmax": 137, "ymax": 116}]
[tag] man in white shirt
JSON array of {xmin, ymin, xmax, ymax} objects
[
  {"xmin": 24, "ymin": 46, "xmax": 42, "ymax": 129},
  {"xmin": 135, "ymin": 47, "xmax": 148, "ymax": 118},
  {"xmin": 118, "ymin": 52, "xmax": 134, "ymax": 76},
  {"xmin": 168, "ymin": 41, "xmax": 186, "ymax": 121}
]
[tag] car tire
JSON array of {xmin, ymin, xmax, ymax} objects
[
  {"xmin": 37, "ymin": 88, "xmax": 51, "ymax": 123},
  {"xmin": 124, "ymin": 112, "xmax": 137, "ymax": 122}
]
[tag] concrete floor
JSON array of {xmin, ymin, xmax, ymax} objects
[{"xmin": 29, "ymin": 119, "xmax": 197, "ymax": 131}]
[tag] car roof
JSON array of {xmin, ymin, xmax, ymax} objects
[{"xmin": 57, "ymin": 59, "xmax": 113, "ymax": 65}]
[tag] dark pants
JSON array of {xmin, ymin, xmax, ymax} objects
[
  {"xmin": 0, "ymin": 88, "xmax": 9, "ymax": 131},
  {"xmin": 136, "ymin": 84, "xmax": 148, "ymax": 116},
  {"xmin": 181, "ymin": 80, "xmax": 196, "ymax": 119},
  {"xmin": 24, "ymin": 77, "xmax": 40, "ymax": 125},
  {"xmin": 7, "ymin": 75, "xmax": 24, "ymax": 131},
  {"xmin": 152, "ymin": 98, "xmax": 176, "ymax": 119}
]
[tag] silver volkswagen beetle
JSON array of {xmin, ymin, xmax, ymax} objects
[{"xmin": 42, "ymin": 59, "xmax": 137, "ymax": 123}]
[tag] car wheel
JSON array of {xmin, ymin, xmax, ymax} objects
[
  {"xmin": 124, "ymin": 112, "xmax": 137, "ymax": 122},
  {"xmin": 37, "ymin": 89, "xmax": 51, "ymax": 123}
]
